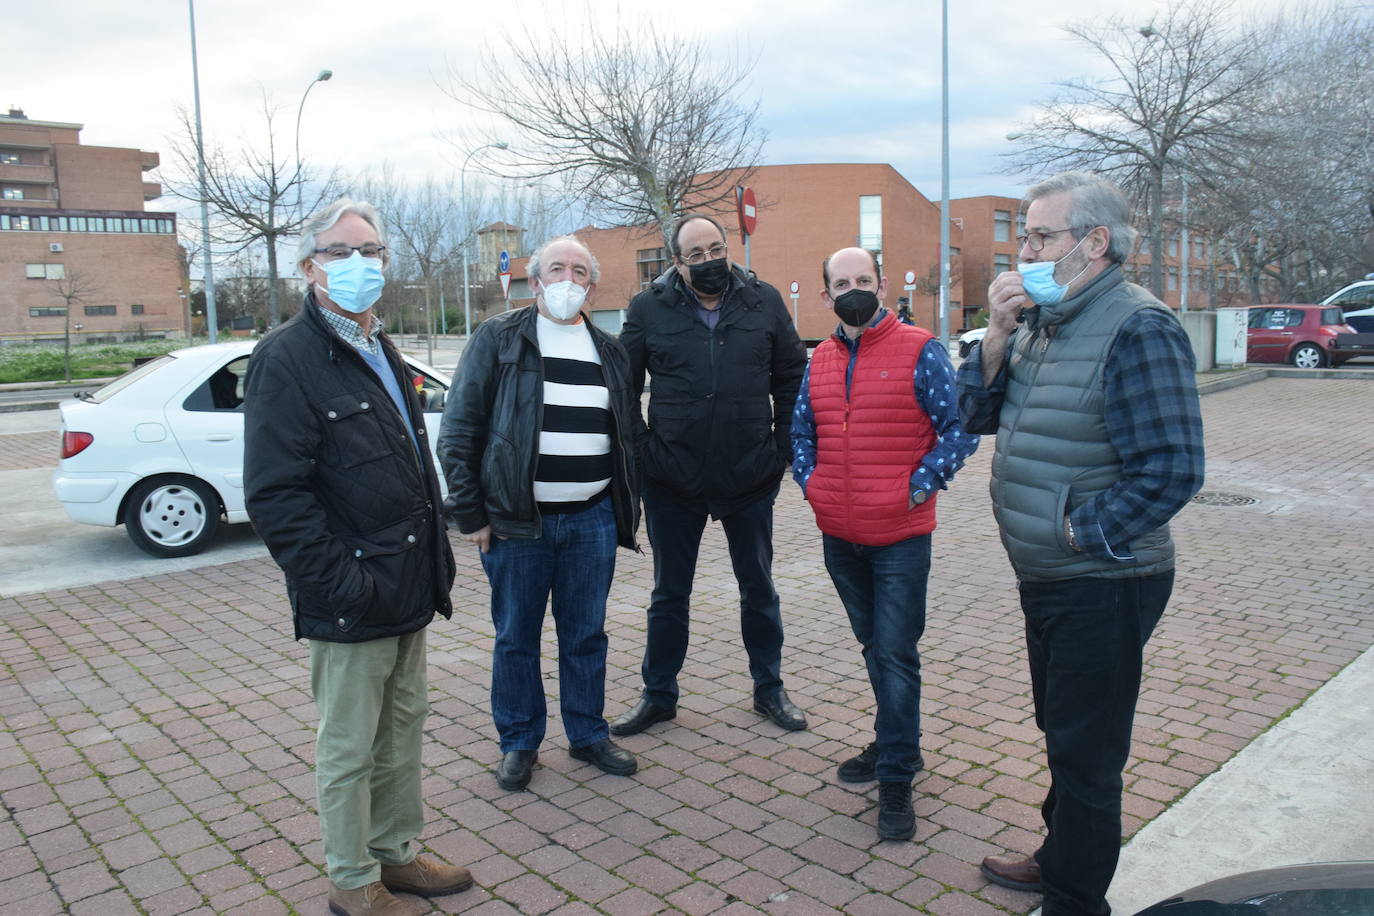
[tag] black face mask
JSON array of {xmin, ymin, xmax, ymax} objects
[
  {"xmin": 687, "ymin": 257, "xmax": 731, "ymax": 296},
  {"xmin": 832, "ymin": 288, "xmax": 880, "ymax": 327}
]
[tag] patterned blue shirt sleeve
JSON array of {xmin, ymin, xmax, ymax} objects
[
  {"xmin": 790, "ymin": 363, "xmax": 816, "ymax": 495},
  {"xmin": 912, "ymin": 339, "xmax": 980, "ymax": 498},
  {"xmin": 1069, "ymin": 309, "xmax": 1205, "ymax": 560},
  {"xmin": 955, "ymin": 337, "xmax": 1010, "ymax": 435}
]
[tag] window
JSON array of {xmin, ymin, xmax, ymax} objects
[
  {"xmin": 994, "ymin": 253, "xmax": 1011, "ymax": 273},
  {"xmin": 636, "ymin": 247, "xmax": 668, "ymax": 288},
  {"xmin": 29, "ymin": 307, "xmax": 66, "ymax": 317},
  {"xmin": 25, "ymin": 263, "xmax": 65, "ymax": 280},
  {"xmin": 1167, "ymin": 266, "xmax": 1178, "ymax": 291},
  {"xmin": 183, "ymin": 356, "xmax": 250, "ymax": 412},
  {"xmin": 2, "ymin": 187, "xmax": 24, "ymax": 200},
  {"xmin": 1168, "ymin": 235, "xmax": 1179, "ymax": 257},
  {"xmin": 84, "ymin": 305, "xmax": 116, "ymax": 316},
  {"xmin": 858, "ymin": 195, "xmax": 882, "ymax": 251},
  {"xmin": 0, "ymin": 152, "xmax": 20, "ymax": 165},
  {"xmin": 994, "ymin": 210, "xmax": 1012, "ymax": 243},
  {"xmin": 131, "ymin": 304, "xmax": 145, "ymax": 315}
]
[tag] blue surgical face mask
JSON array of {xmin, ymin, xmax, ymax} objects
[
  {"xmin": 1018, "ymin": 234, "xmax": 1090, "ymax": 306},
  {"xmin": 314, "ymin": 251, "xmax": 385, "ymax": 314}
]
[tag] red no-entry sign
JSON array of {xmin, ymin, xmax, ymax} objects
[{"xmin": 737, "ymin": 186, "xmax": 758, "ymax": 236}]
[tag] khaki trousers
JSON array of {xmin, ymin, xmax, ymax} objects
[{"xmin": 310, "ymin": 629, "xmax": 427, "ymax": 889}]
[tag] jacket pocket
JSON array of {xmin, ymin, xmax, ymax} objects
[
  {"xmin": 320, "ymin": 393, "xmax": 393, "ymax": 469},
  {"xmin": 342, "ymin": 516, "xmax": 430, "ymax": 625}
]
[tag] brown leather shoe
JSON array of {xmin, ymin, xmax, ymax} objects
[
  {"xmin": 328, "ymin": 880, "xmax": 420, "ymax": 916},
  {"xmin": 380, "ymin": 854, "xmax": 474, "ymax": 897},
  {"xmin": 980, "ymin": 852, "xmax": 1042, "ymax": 892}
]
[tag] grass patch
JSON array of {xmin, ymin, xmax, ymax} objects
[{"xmin": 0, "ymin": 340, "xmax": 193, "ymax": 384}]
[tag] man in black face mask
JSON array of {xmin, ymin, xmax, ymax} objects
[
  {"xmin": 790, "ymin": 247, "xmax": 979, "ymax": 841},
  {"xmin": 613, "ymin": 213, "xmax": 808, "ymax": 737}
]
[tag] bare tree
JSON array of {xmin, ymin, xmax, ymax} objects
[
  {"xmin": 164, "ymin": 90, "xmax": 339, "ymax": 328},
  {"xmin": 1007, "ymin": 0, "xmax": 1270, "ymax": 297},
  {"xmin": 445, "ymin": 5, "xmax": 766, "ymax": 246},
  {"xmin": 49, "ymin": 270, "xmax": 98, "ymax": 383}
]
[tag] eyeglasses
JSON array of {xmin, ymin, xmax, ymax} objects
[
  {"xmin": 679, "ymin": 243, "xmax": 728, "ymax": 266},
  {"xmin": 314, "ymin": 243, "xmax": 387, "ymax": 260},
  {"xmin": 1015, "ymin": 227, "xmax": 1085, "ymax": 252}
]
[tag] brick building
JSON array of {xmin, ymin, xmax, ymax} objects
[
  {"xmin": 0, "ymin": 109, "xmax": 184, "ymax": 345},
  {"xmin": 503, "ymin": 163, "xmax": 963, "ymax": 341}
]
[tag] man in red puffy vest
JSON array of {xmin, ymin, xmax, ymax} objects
[{"xmin": 791, "ymin": 247, "xmax": 979, "ymax": 841}]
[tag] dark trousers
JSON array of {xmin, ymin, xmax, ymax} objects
[
  {"xmin": 640, "ymin": 481, "xmax": 785, "ymax": 707},
  {"xmin": 1020, "ymin": 571, "xmax": 1174, "ymax": 916},
  {"xmin": 822, "ymin": 533, "xmax": 930, "ymax": 782}
]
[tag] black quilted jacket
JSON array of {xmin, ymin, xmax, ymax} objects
[{"xmin": 243, "ymin": 294, "xmax": 455, "ymax": 642}]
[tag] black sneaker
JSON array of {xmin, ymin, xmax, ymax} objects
[
  {"xmin": 877, "ymin": 781, "xmax": 915, "ymax": 841},
  {"xmin": 837, "ymin": 743, "xmax": 879, "ymax": 783},
  {"xmin": 837, "ymin": 744, "xmax": 925, "ymax": 783}
]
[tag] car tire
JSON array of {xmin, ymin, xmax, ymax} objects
[
  {"xmin": 123, "ymin": 476, "xmax": 221, "ymax": 558},
  {"xmin": 1290, "ymin": 343, "xmax": 1326, "ymax": 369}
]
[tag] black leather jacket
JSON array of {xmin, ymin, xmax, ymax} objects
[
  {"xmin": 620, "ymin": 266, "xmax": 806, "ymax": 517},
  {"xmin": 437, "ymin": 305, "xmax": 640, "ymax": 549},
  {"xmin": 243, "ymin": 294, "xmax": 455, "ymax": 642}
]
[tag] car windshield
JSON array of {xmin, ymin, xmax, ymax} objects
[{"xmin": 83, "ymin": 355, "xmax": 177, "ymax": 404}]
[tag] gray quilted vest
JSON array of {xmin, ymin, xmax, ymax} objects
[{"xmin": 991, "ymin": 265, "xmax": 1176, "ymax": 582}]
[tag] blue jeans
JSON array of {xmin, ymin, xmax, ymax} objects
[
  {"xmin": 1020, "ymin": 571, "xmax": 1173, "ymax": 916},
  {"xmin": 822, "ymin": 533, "xmax": 930, "ymax": 782},
  {"xmin": 480, "ymin": 497, "xmax": 617, "ymax": 751},
  {"xmin": 640, "ymin": 481, "xmax": 785, "ymax": 707}
]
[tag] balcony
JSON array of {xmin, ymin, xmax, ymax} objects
[
  {"xmin": 0, "ymin": 162, "xmax": 55, "ymax": 185},
  {"xmin": 142, "ymin": 181, "xmax": 163, "ymax": 201}
]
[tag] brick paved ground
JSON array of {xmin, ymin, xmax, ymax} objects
[
  {"xmin": 0, "ymin": 430, "xmax": 54, "ymax": 471},
  {"xmin": 2, "ymin": 376, "xmax": 1371, "ymax": 915}
]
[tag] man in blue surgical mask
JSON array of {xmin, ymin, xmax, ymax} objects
[
  {"xmin": 956, "ymin": 173, "xmax": 1205, "ymax": 916},
  {"xmin": 244, "ymin": 198, "xmax": 471, "ymax": 915}
]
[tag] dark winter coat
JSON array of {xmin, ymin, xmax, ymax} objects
[
  {"xmin": 620, "ymin": 266, "xmax": 806, "ymax": 517},
  {"xmin": 243, "ymin": 294, "xmax": 455, "ymax": 642},
  {"xmin": 437, "ymin": 305, "xmax": 640, "ymax": 548}
]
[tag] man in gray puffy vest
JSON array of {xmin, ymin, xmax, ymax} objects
[{"xmin": 957, "ymin": 171, "xmax": 1204, "ymax": 916}]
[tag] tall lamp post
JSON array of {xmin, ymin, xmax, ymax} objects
[
  {"xmin": 938, "ymin": 0, "xmax": 952, "ymax": 351},
  {"xmin": 294, "ymin": 69, "xmax": 333, "ymax": 215},
  {"xmin": 460, "ymin": 141, "xmax": 509, "ymax": 337},
  {"xmin": 187, "ymin": 0, "xmax": 218, "ymax": 343}
]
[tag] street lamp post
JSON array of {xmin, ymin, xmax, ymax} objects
[
  {"xmin": 187, "ymin": 0, "xmax": 218, "ymax": 344},
  {"xmin": 293, "ymin": 69, "xmax": 333, "ymax": 216},
  {"xmin": 460, "ymin": 142, "xmax": 509, "ymax": 338},
  {"xmin": 938, "ymin": 0, "xmax": 952, "ymax": 351}
]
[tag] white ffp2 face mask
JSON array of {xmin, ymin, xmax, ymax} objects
[{"xmin": 541, "ymin": 280, "xmax": 587, "ymax": 320}]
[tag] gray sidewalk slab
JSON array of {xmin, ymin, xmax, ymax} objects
[
  {"xmin": 1108, "ymin": 642, "xmax": 1374, "ymax": 915},
  {"xmin": 1, "ymin": 375, "xmax": 1372, "ymax": 914}
]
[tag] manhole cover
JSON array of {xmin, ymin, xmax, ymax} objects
[{"xmin": 1191, "ymin": 491, "xmax": 1257, "ymax": 507}]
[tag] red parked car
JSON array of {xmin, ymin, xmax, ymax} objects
[{"xmin": 1246, "ymin": 304, "xmax": 1374, "ymax": 368}]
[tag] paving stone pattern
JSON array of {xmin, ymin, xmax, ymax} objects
[
  {"xmin": 2, "ymin": 377, "xmax": 1371, "ymax": 915},
  {"xmin": 0, "ymin": 431, "xmax": 56, "ymax": 471}
]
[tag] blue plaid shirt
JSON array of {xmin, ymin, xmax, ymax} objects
[
  {"xmin": 792, "ymin": 311, "xmax": 979, "ymax": 503},
  {"xmin": 957, "ymin": 307, "xmax": 1204, "ymax": 561}
]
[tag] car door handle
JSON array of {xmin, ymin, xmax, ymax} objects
[{"xmin": 205, "ymin": 434, "xmax": 234, "ymax": 442}]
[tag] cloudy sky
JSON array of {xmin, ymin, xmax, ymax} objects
[{"xmin": 11, "ymin": 0, "xmax": 1292, "ymax": 217}]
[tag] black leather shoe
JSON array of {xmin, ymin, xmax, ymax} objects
[
  {"xmin": 608, "ymin": 698, "xmax": 676, "ymax": 736},
  {"xmin": 877, "ymin": 781, "xmax": 915, "ymax": 841},
  {"xmin": 753, "ymin": 690, "xmax": 807, "ymax": 731},
  {"xmin": 569, "ymin": 739, "xmax": 638, "ymax": 776},
  {"xmin": 837, "ymin": 744, "xmax": 926, "ymax": 783},
  {"xmin": 495, "ymin": 750, "xmax": 537, "ymax": 791}
]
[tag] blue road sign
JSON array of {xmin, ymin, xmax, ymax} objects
[{"xmin": 499, "ymin": 250, "xmax": 510, "ymax": 273}]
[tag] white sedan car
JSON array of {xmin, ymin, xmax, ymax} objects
[
  {"xmin": 53, "ymin": 340, "xmax": 451, "ymax": 558},
  {"xmin": 957, "ymin": 326, "xmax": 986, "ymax": 358}
]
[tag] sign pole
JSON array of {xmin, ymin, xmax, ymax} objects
[{"xmin": 789, "ymin": 281, "xmax": 800, "ymax": 327}]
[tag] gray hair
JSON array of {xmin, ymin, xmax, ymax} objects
[
  {"xmin": 1026, "ymin": 171, "xmax": 1138, "ymax": 263},
  {"xmin": 526, "ymin": 234, "xmax": 600, "ymax": 284},
  {"xmin": 294, "ymin": 198, "xmax": 388, "ymax": 268}
]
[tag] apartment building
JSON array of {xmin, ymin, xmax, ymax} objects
[{"xmin": 0, "ymin": 109, "xmax": 184, "ymax": 344}]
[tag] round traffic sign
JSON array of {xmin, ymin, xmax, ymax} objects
[
  {"xmin": 789, "ymin": 281, "xmax": 800, "ymax": 294},
  {"xmin": 904, "ymin": 270, "xmax": 916, "ymax": 285},
  {"xmin": 737, "ymin": 187, "xmax": 758, "ymax": 236},
  {"xmin": 499, "ymin": 250, "xmax": 511, "ymax": 273}
]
